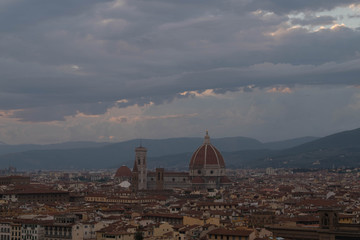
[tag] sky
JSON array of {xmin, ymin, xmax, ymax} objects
[{"xmin": 0, "ymin": 0, "xmax": 360, "ymax": 144}]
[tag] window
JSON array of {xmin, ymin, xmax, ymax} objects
[{"xmin": 197, "ymin": 170, "xmax": 201, "ymax": 174}]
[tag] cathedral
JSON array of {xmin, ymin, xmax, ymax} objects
[{"xmin": 115, "ymin": 131, "xmax": 231, "ymax": 191}]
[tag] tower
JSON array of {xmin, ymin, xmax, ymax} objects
[
  {"xmin": 131, "ymin": 161, "xmax": 138, "ymax": 192},
  {"xmin": 155, "ymin": 168, "xmax": 164, "ymax": 190},
  {"xmin": 319, "ymin": 209, "xmax": 339, "ymax": 230},
  {"xmin": 134, "ymin": 145, "xmax": 147, "ymax": 190}
]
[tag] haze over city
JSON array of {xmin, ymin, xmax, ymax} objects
[{"xmin": 0, "ymin": 1, "xmax": 360, "ymax": 144}]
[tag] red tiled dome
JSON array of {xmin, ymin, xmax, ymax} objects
[
  {"xmin": 189, "ymin": 131, "xmax": 225, "ymax": 169},
  {"xmin": 115, "ymin": 165, "xmax": 132, "ymax": 178}
]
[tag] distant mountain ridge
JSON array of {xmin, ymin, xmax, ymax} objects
[
  {"xmin": 262, "ymin": 137, "xmax": 318, "ymax": 150},
  {"xmin": 2, "ymin": 128, "xmax": 360, "ymax": 170},
  {"xmin": 148, "ymin": 128, "xmax": 360, "ymax": 169},
  {"xmin": 0, "ymin": 135, "xmax": 318, "ymax": 170},
  {"xmin": 250, "ymin": 128, "xmax": 360, "ymax": 168},
  {"xmin": 0, "ymin": 141, "xmax": 110, "ymax": 156}
]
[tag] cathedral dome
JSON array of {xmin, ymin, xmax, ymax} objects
[
  {"xmin": 115, "ymin": 165, "xmax": 132, "ymax": 178},
  {"xmin": 189, "ymin": 131, "xmax": 225, "ymax": 169}
]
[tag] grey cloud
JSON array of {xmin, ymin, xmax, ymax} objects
[
  {"xmin": 13, "ymin": 106, "xmax": 76, "ymax": 122},
  {"xmin": 349, "ymin": 14, "xmax": 360, "ymax": 19},
  {"xmin": 115, "ymin": 93, "xmax": 180, "ymax": 109},
  {"xmin": 0, "ymin": 0, "xmax": 112, "ymax": 32},
  {"xmin": 212, "ymin": 88, "xmax": 243, "ymax": 94},
  {"xmin": 0, "ymin": 0, "xmax": 359, "ymax": 122},
  {"xmin": 12, "ymin": 101, "xmax": 114, "ymax": 122},
  {"xmin": 177, "ymin": 60, "xmax": 360, "ymax": 90},
  {"xmin": 247, "ymin": 0, "xmax": 357, "ymax": 15},
  {"xmin": 291, "ymin": 15, "xmax": 336, "ymax": 26},
  {"xmin": 268, "ymin": 27, "xmax": 360, "ymax": 65}
]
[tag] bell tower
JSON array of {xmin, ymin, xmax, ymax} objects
[
  {"xmin": 134, "ymin": 145, "xmax": 147, "ymax": 190},
  {"xmin": 156, "ymin": 168, "xmax": 164, "ymax": 190}
]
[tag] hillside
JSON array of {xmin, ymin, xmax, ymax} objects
[
  {"xmin": 251, "ymin": 128, "xmax": 360, "ymax": 168},
  {"xmin": 149, "ymin": 128, "xmax": 360, "ymax": 169},
  {"xmin": 0, "ymin": 136, "xmax": 261, "ymax": 170},
  {"xmin": 0, "ymin": 141, "xmax": 110, "ymax": 156},
  {"xmin": 4, "ymin": 127, "xmax": 360, "ymax": 170},
  {"xmin": 0, "ymin": 135, "xmax": 315, "ymax": 170}
]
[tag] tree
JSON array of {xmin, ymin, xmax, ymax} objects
[{"xmin": 134, "ymin": 230, "xmax": 143, "ymax": 240}]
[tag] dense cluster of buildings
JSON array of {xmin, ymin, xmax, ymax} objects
[{"xmin": 0, "ymin": 133, "xmax": 359, "ymax": 239}]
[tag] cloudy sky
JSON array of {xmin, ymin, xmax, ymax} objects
[{"xmin": 0, "ymin": 0, "xmax": 360, "ymax": 144}]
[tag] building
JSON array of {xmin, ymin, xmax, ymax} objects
[
  {"xmin": 189, "ymin": 131, "xmax": 231, "ymax": 190},
  {"xmin": 20, "ymin": 220, "xmax": 45, "ymax": 240},
  {"xmin": 0, "ymin": 176, "xmax": 30, "ymax": 186},
  {"xmin": 207, "ymin": 228, "xmax": 254, "ymax": 240},
  {"xmin": 143, "ymin": 213, "xmax": 183, "ymax": 225},
  {"xmin": 147, "ymin": 169, "xmax": 190, "ymax": 190},
  {"xmin": 129, "ymin": 131, "xmax": 231, "ymax": 191},
  {"xmin": 1, "ymin": 185, "xmax": 69, "ymax": 203},
  {"xmin": 10, "ymin": 223, "xmax": 21, "ymax": 240},
  {"xmin": 0, "ymin": 222, "xmax": 11, "ymax": 240},
  {"xmin": 114, "ymin": 165, "xmax": 132, "ymax": 188},
  {"xmin": 267, "ymin": 209, "xmax": 360, "ymax": 239}
]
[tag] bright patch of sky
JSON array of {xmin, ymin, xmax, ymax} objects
[
  {"xmin": 289, "ymin": 4, "xmax": 360, "ymax": 31},
  {"xmin": 321, "ymin": 5, "xmax": 360, "ymax": 28}
]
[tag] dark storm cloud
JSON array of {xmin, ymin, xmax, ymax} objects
[
  {"xmin": 13, "ymin": 102, "xmax": 114, "ymax": 122},
  {"xmin": 176, "ymin": 60, "xmax": 360, "ymax": 90},
  {"xmin": 0, "ymin": 0, "xmax": 359, "ymax": 122},
  {"xmin": 0, "ymin": 0, "xmax": 111, "ymax": 32},
  {"xmin": 265, "ymin": 26, "xmax": 360, "ymax": 65}
]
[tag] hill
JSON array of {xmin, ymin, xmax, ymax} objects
[
  {"xmin": 0, "ymin": 141, "xmax": 110, "ymax": 156},
  {"xmin": 0, "ymin": 135, "xmax": 315, "ymax": 170},
  {"xmin": 249, "ymin": 128, "xmax": 360, "ymax": 168},
  {"xmin": 148, "ymin": 128, "xmax": 360, "ymax": 169}
]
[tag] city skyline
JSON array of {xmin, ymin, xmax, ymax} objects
[{"xmin": 0, "ymin": 1, "xmax": 360, "ymax": 144}]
